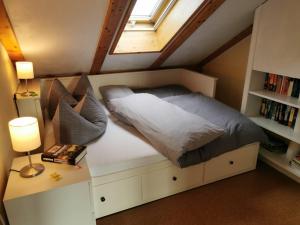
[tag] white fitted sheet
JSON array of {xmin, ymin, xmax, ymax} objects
[{"xmin": 44, "ymin": 109, "xmax": 166, "ymax": 177}]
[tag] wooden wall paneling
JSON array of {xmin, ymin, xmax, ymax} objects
[
  {"xmin": 90, "ymin": 0, "xmax": 133, "ymax": 74},
  {"xmin": 150, "ymin": 0, "xmax": 225, "ymax": 69},
  {"xmin": 198, "ymin": 25, "xmax": 252, "ymax": 67},
  {"xmin": 0, "ymin": 0, "xmax": 24, "ymax": 62}
]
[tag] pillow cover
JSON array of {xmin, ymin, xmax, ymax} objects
[
  {"xmin": 72, "ymin": 75, "xmax": 93, "ymax": 100},
  {"xmin": 99, "ymin": 85, "xmax": 134, "ymax": 125},
  {"xmin": 133, "ymin": 85, "xmax": 191, "ymax": 98},
  {"xmin": 109, "ymin": 93, "xmax": 224, "ymax": 165},
  {"xmin": 99, "ymin": 85, "xmax": 134, "ymax": 103},
  {"xmin": 47, "ymin": 79, "xmax": 78, "ymax": 119},
  {"xmin": 74, "ymin": 88, "xmax": 107, "ymax": 129},
  {"xmin": 53, "ymin": 95, "xmax": 106, "ymax": 145}
]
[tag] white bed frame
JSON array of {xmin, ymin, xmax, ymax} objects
[{"xmin": 40, "ymin": 69, "xmax": 259, "ymax": 219}]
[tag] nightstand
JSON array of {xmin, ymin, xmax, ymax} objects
[
  {"xmin": 3, "ymin": 154, "xmax": 96, "ymax": 225},
  {"xmin": 15, "ymin": 79, "xmax": 44, "ymax": 143}
]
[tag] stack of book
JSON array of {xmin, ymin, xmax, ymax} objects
[
  {"xmin": 260, "ymin": 98, "xmax": 298, "ymax": 128},
  {"xmin": 264, "ymin": 73, "xmax": 300, "ymax": 98},
  {"xmin": 290, "ymin": 154, "xmax": 300, "ymax": 169},
  {"xmin": 41, "ymin": 145, "xmax": 87, "ymax": 165}
]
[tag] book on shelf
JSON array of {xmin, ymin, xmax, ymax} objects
[
  {"xmin": 290, "ymin": 154, "xmax": 300, "ymax": 170},
  {"xmin": 263, "ymin": 73, "xmax": 300, "ymax": 98},
  {"xmin": 41, "ymin": 144, "xmax": 87, "ymax": 165},
  {"xmin": 259, "ymin": 98, "xmax": 298, "ymax": 128}
]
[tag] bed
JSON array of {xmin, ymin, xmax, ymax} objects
[{"xmin": 40, "ymin": 69, "xmax": 262, "ymax": 218}]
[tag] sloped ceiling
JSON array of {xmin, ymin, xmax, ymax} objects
[
  {"xmin": 3, "ymin": 0, "xmax": 109, "ymax": 75},
  {"xmin": 162, "ymin": 0, "xmax": 264, "ymax": 67},
  {"xmin": 4, "ymin": 0, "xmax": 265, "ymax": 76}
]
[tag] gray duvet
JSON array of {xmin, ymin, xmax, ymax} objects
[{"xmin": 164, "ymin": 93, "xmax": 268, "ymax": 167}]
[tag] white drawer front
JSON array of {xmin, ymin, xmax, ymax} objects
[
  {"xmin": 142, "ymin": 164, "xmax": 204, "ymax": 202},
  {"xmin": 93, "ymin": 176, "xmax": 142, "ymax": 218},
  {"xmin": 204, "ymin": 146, "xmax": 258, "ymax": 184}
]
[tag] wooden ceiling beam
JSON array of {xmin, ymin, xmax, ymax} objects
[
  {"xmin": 150, "ymin": 0, "xmax": 225, "ymax": 69},
  {"xmin": 0, "ymin": 0, "xmax": 24, "ymax": 62},
  {"xmin": 109, "ymin": 0, "xmax": 137, "ymax": 55},
  {"xmin": 198, "ymin": 24, "xmax": 253, "ymax": 67},
  {"xmin": 90, "ymin": 0, "xmax": 133, "ymax": 74}
]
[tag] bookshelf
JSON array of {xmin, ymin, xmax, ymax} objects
[{"xmin": 241, "ymin": 0, "xmax": 300, "ymax": 183}]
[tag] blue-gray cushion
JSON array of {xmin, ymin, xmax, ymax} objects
[{"xmin": 47, "ymin": 79, "xmax": 77, "ymax": 119}]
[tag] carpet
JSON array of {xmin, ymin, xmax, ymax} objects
[{"xmin": 97, "ymin": 161, "xmax": 300, "ymax": 225}]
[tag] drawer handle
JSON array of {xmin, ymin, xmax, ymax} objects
[
  {"xmin": 229, "ymin": 160, "xmax": 234, "ymax": 165},
  {"xmin": 100, "ymin": 197, "xmax": 106, "ymax": 202},
  {"xmin": 172, "ymin": 176, "xmax": 177, "ymax": 181}
]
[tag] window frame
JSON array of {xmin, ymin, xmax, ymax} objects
[{"xmin": 125, "ymin": 0, "xmax": 177, "ymax": 31}]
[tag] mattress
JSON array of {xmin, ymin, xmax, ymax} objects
[{"xmin": 44, "ymin": 108, "xmax": 166, "ymax": 177}]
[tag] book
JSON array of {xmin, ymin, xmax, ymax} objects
[
  {"xmin": 264, "ymin": 73, "xmax": 269, "ymax": 90},
  {"xmin": 288, "ymin": 107, "xmax": 296, "ymax": 127},
  {"xmin": 41, "ymin": 145, "xmax": 87, "ymax": 165},
  {"xmin": 291, "ymin": 79, "xmax": 300, "ymax": 98},
  {"xmin": 275, "ymin": 76, "xmax": 282, "ymax": 93},
  {"xmin": 290, "ymin": 160, "xmax": 300, "ymax": 170},
  {"xmin": 280, "ymin": 77, "xmax": 289, "ymax": 95},
  {"xmin": 283, "ymin": 106, "xmax": 291, "ymax": 126},
  {"xmin": 268, "ymin": 74, "xmax": 275, "ymax": 91},
  {"xmin": 290, "ymin": 154, "xmax": 300, "ymax": 170},
  {"xmin": 291, "ymin": 109, "xmax": 298, "ymax": 128},
  {"xmin": 273, "ymin": 74, "xmax": 278, "ymax": 91},
  {"xmin": 287, "ymin": 78, "xmax": 294, "ymax": 96},
  {"xmin": 293, "ymin": 154, "xmax": 300, "ymax": 164}
]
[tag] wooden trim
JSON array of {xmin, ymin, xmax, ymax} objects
[
  {"xmin": 0, "ymin": 0, "xmax": 24, "ymax": 62},
  {"xmin": 90, "ymin": 0, "xmax": 133, "ymax": 74},
  {"xmin": 198, "ymin": 25, "xmax": 253, "ymax": 67},
  {"xmin": 150, "ymin": 0, "xmax": 225, "ymax": 69},
  {"xmin": 109, "ymin": 0, "xmax": 137, "ymax": 55}
]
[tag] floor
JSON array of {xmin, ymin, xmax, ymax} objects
[{"xmin": 97, "ymin": 161, "xmax": 300, "ymax": 225}]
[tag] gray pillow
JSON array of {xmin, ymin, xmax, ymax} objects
[
  {"xmin": 74, "ymin": 88, "xmax": 107, "ymax": 129},
  {"xmin": 47, "ymin": 79, "xmax": 78, "ymax": 119},
  {"xmin": 99, "ymin": 85, "xmax": 134, "ymax": 103},
  {"xmin": 133, "ymin": 85, "xmax": 191, "ymax": 98},
  {"xmin": 110, "ymin": 94, "xmax": 224, "ymax": 165},
  {"xmin": 53, "ymin": 92, "xmax": 107, "ymax": 145},
  {"xmin": 72, "ymin": 75, "xmax": 93, "ymax": 101},
  {"xmin": 99, "ymin": 85, "xmax": 134, "ymax": 125}
]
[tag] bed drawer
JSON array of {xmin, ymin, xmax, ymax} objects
[
  {"xmin": 204, "ymin": 144, "xmax": 258, "ymax": 184},
  {"xmin": 142, "ymin": 164, "xmax": 204, "ymax": 202},
  {"xmin": 93, "ymin": 176, "xmax": 142, "ymax": 218}
]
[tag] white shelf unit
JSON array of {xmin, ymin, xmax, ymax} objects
[
  {"xmin": 241, "ymin": 0, "xmax": 300, "ymax": 183},
  {"xmin": 249, "ymin": 90, "xmax": 300, "ymax": 109}
]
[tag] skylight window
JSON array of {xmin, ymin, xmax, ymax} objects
[{"xmin": 130, "ymin": 0, "xmax": 164, "ymax": 21}]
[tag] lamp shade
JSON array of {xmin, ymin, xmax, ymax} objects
[
  {"xmin": 8, "ymin": 117, "xmax": 41, "ymax": 152},
  {"xmin": 16, "ymin": 61, "xmax": 34, "ymax": 79}
]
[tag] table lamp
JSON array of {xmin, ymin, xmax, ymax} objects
[
  {"xmin": 8, "ymin": 117, "xmax": 45, "ymax": 178},
  {"xmin": 15, "ymin": 61, "xmax": 36, "ymax": 97}
]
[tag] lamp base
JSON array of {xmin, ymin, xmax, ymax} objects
[{"xmin": 20, "ymin": 163, "xmax": 45, "ymax": 178}]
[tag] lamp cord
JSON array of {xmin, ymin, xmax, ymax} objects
[{"xmin": 10, "ymin": 169, "xmax": 20, "ymax": 173}]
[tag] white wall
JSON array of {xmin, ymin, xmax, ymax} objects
[
  {"xmin": 0, "ymin": 43, "xmax": 18, "ymax": 225},
  {"xmin": 202, "ymin": 35, "xmax": 252, "ymax": 110}
]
